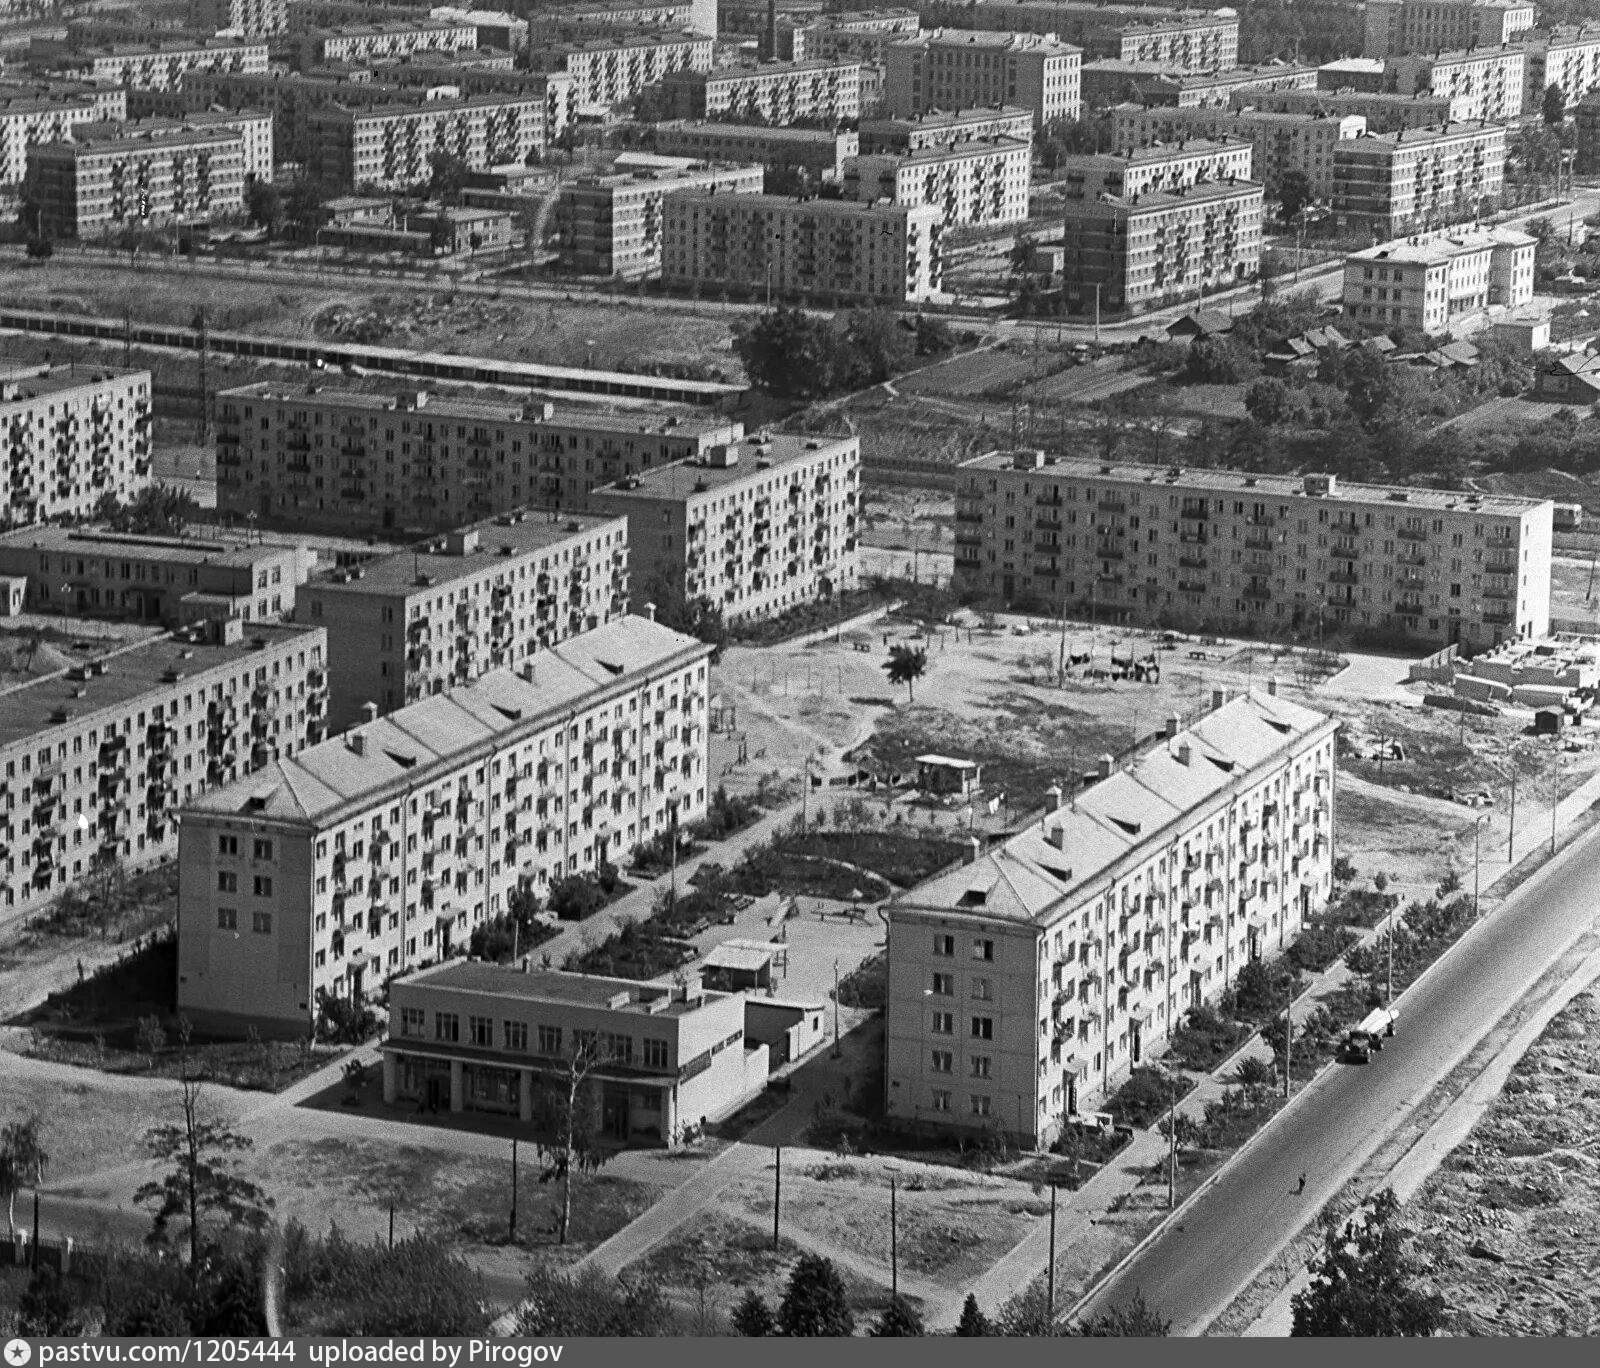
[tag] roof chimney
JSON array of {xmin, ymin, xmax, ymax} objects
[
  {"xmin": 361, "ymin": 701, "xmax": 379, "ymax": 724},
  {"xmin": 1166, "ymin": 713, "xmax": 1181, "ymax": 738},
  {"xmin": 1176, "ymin": 740, "xmax": 1192, "ymax": 766},
  {"xmin": 644, "ymin": 601, "xmax": 657, "ymax": 622},
  {"xmin": 1097, "ymin": 753, "xmax": 1114, "ymax": 778},
  {"xmin": 349, "ymin": 731, "xmax": 366, "ymax": 757},
  {"xmin": 1045, "ymin": 783, "xmax": 1062, "ymax": 812},
  {"xmin": 1048, "ymin": 823, "xmax": 1067, "ymax": 850},
  {"xmin": 964, "ymin": 835, "xmax": 982, "ymax": 865},
  {"xmin": 1211, "ymin": 688, "xmax": 1229, "ymax": 711},
  {"xmin": 1267, "ymin": 676, "xmax": 1279, "ymax": 697}
]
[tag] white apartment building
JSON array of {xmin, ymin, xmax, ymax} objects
[
  {"xmin": 589, "ymin": 432, "xmax": 860, "ymax": 624},
  {"xmin": 110, "ymin": 110, "xmax": 274, "ymax": 184},
  {"xmin": 1234, "ymin": 87, "xmax": 1472, "ymax": 133},
  {"xmin": 1364, "ymin": 0, "xmax": 1534, "ymax": 57},
  {"xmin": 175, "ymin": 614, "xmax": 714, "ymax": 1036},
  {"xmin": 0, "ymin": 93, "xmax": 105, "ymax": 186},
  {"xmin": 189, "ymin": 0, "xmax": 288, "ymax": 35},
  {"xmin": 535, "ymin": 30, "xmax": 714, "ymax": 112},
  {"xmin": 1056, "ymin": 138, "xmax": 1254, "ymax": 200},
  {"xmin": 858, "ymin": 106, "xmax": 1035, "ymax": 153},
  {"xmin": 1, "ymin": 361, "xmax": 151, "ymax": 528},
  {"xmin": 1332, "ymin": 123, "xmax": 1506, "ymax": 237},
  {"xmin": 1082, "ymin": 59, "xmax": 1318, "ymax": 110},
  {"xmin": 661, "ymin": 192, "xmax": 942, "ymax": 303},
  {"xmin": 1386, "ymin": 46, "xmax": 1525, "ymax": 122},
  {"xmin": 1109, "ymin": 105, "xmax": 1363, "ymax": 199},
  {"xmin": 971, "ymin": 2, "xmax": 1238, "ymax": 69},
  {"xmin": 785, "ymin": 9, "xmax": 922, "ymax": 64},
  {"xmin": 296, "ymin": 20, "xmax": 479, "ymax": 70},
  {"xmin": 885, "ymin": 28, "xmax": 1082, "ymax": 125},
  {"xmin": 650, "ymin": 121, "xmax": 860, "ymax": 178},
  {"xmin": 952, "ymin": 453, "xmax": 1552, "ymax": 647},
  {"xmin": 842, "ymin": 137, "xmax": 1031, "ymax": 226},
  {"xmin": 1343, "ymin": 227, "xmax": 1535, "ymax": 334},
  {"xmin": 46, "ymin": 37, "xmax": 270, "ymax": 91},
  {"xmin": 298, "ymin": 509, "xmax": 630, "ymax": 732},
  {"xmin": 886, "ymin": 687, "xmax": 1338, "ymax": 1142},
  {"xmin": 1061, "ymin": 178, "xmax": 1263, "ymax": 315},
  {"xmin": 1519, "ymin": 25, "xmax": 1600, "ymax": 113},
  {"xmin": 661, "ymin": 59, "xmax": 862, "ymax": 124}
]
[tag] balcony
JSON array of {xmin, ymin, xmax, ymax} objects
[
  {"xmin": 1328, "ymin": 567, "xmax": 1358, "ymax": 585},
  {"xmin": 1397, "ymin": 526, "xmax": 1427, "ymax": 543},
  {"xmin": 1243, "ymin": 532, "xmax": 1274, "ymax": 551},
  {"xmin": 1330, "ymin": 544, "xmax": 1359, "ymax": 561}
]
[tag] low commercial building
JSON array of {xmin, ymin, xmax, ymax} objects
[
  {"xmin": 1061, "ymin": 177, "xmax": 1263, "ymax": 316},
  {"xmin": 296, "ymin": 20, "xmax": 479, "ymax": 71},
  {"xmin": 533, "ymin": 30, "xmax": 714, "ymax": 112},
  {"xmin": 885, "ymin": 687, "xmax": 1338, "ymax": 1142},
  {"xmin": 1056, "ymin": 139, "xmax": 1254, "ymax": 200},
  {"xmin": 0, "ymin": 91, "xmax": 107, "ymax": 187},
  {"xmin": 661, "ymin": 58, "xmax": 863, "ymax": 124},
  {"xmin": 1342, "ymin": 227, "xmax": 1536, "ymax": 335},
  {"xmin": 842, "ymin": 137, "xmax": 1031, "ymax": 226},
  {"xmin": 1364, "ymin": 0, "xmax": 1534, "ymax": 58},
  {"xmin": 1385, "ymin": 46, "xmax": 1525, "ymax": 122},
  {"xmin": 188, "ymin": 0, "xmax": 289, "ymax": 35},
  {"xmin": 1, "ymin": 362, "xmax": 152, "ymax": 528},
  {"xmin": 175, "ymin": 614, "xmax": 713, "ymax": 1036},
  {"xmin": 971, "ymin": 1, "xmax": 1238, "ymax": 70},
  {"xmin": 952, "ymin": 452, "xmax": 1552, "ymax": 647},
  {"xmin": 1232, "ymin": 87, "xmax": 1472, "ymax": 133},
  {"xmin": 33, "ymin": 37, "xmax": 270, "ymax": 91},
  {"xmin": 214, "ymin": 381, "xmax": 744, "ymax": 534},
  {"xmin": 0, "ymin": 621, "xmax": 327, "ymax": 920},
  {"xmin": 555, "ymin": 160, "xmax": 765, "ymax": 279},
  {"xmin": 650, "ymin": 120, "xmax": 859, "ymax": 180},
  {"xmin": 1082, "ymin": 58, "xmax": 1318, "ymax": 110},
  {"xmin": 857, "ymin": 106, "xmax": 1034, "ymax": 154},
  {"xmin": 660, "ymin": 192, "xmax": 943, "ymax": 304},
  {"xmin": 1331, "ymin": 123, "xmax": 1506, "ymax": 237},
  {"xmin": 298, "ymin": 508, "xmax": 629, "ymax": 732},
  {"xmin": 1518, "ymin": 25, "xmax": 1600, "ymax": 114},
  {"xmin": 589, "ymin": 432, "xmax": 860, "ymax": 625},
  {"xmin": 885, "ymin": 28, "xmax": 1082, "ymax": 124},
  {"xmin": 0, "ymin": 526, "xmax": 312, "ymax": 628},
  {"xmin": 1318, "ymin": 57, "xmax": 1389, "ymax": 93},
  {"xmin": 27, "ymin": 123, "xmax": 246, "ymax": 239},
  {"xmin": 380, "ymin": 962, "xmax": 770, "ymax": 1143}
]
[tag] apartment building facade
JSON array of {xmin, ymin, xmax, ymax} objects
[
  {"xmin": 886, "ymin": 687, "xmax": 1338, "ymax": 1142},
  {"xmin": 2, "ymin": 363, "xmax": 152, "ymax": 528},
  {"xmin": 531, "ymin": 1, "xmax": 714, "ymax": 38},
  {"xmin": 0, "ymin": 623, "xmax": 327, "ymax": 920},
  {"xmin": 298, "ymin": 509, "xmax": 629, "ymax": 732},
  {"xmin": 1342, "ymin": 226, "xmax": 1535, "ymax": 334},
  {"xmin": 1519, "ymin": 25, "xmax": 1600, "ymax": 113},
  {"xmin": 214, "ymin": 382, "xmax": 742, "ymax": 534},
  {"xmin": 589, "ymin": 433, "xmax": 860, "ymax": 625},
  {"xmin": 554, "ymin": 162, "xmax": 765, "ymax": 279},
  {"xmin": 661, "ymin": 59, "xmax": 863, "ymax": 124},
  {"xmin": 0, "ymin": 93, "xmax": 105, "ymax": 187},
  {"xmin": 1331, "ymin": 123, "xmax": 1506, "ymax": 237},
  {"xmin": 1082, "ymin": 59, "xmax": 1318, "ymax": 110},
  {"xmin": 661, "ymin": 192, "xmax": 943, "ymax": 304},
  {"xmin": 188, "ymin": 0, "xmax": 289, "ymax": 35},
  {"xmin": 296, "ymin": 20, "xmax": 478, "ymax": 70},
  {"xmin": 175, "ymin": 615, "xmax": 714, "ymax": 1036},
  {"xmin": 1057, "ymin": 139, "xmax": 1254, "ymax": 200},
  {"xmin": 1386, "ymin": 47, "xmax": 1524, "ymax": 121},
  {"xmin": 535, "ymin": 30, "xmax": 714, "ymax": 111},
  {"xmin": 885, "ymin": 28, "xmax": 1082, "ymax": 124},
  {"xmin": 1233, "ymin": 87, "xmax": 1471, "ymax": 133},
  {"xmin": 381, "ymin": 961, "xmax": 767, "ymax": 1144},
  {"xmin": 1061, "ymin": 177, "xmax": 1263, "ymax": 315},
  {"xmin": 784, "ymin": 9, "xmax": 923, "ymax": 64},
  {"xmin": 28, "ymin": 124, "xmax": 245, "ymax": 238},
  {"xmin": 1363, "ymin": 0, "xmax": 1533, "ymax": 57},
  {"xmin": 112, "ymin": 110, "xmax": 274, "ymax": 184},
  {"xmin": 650, "ymin": 121, "xmax": 860, "ymax": 179},
  {"xmin": 857, "ymin": 106, "xmax": 1035, "ymax": 153},
  {"xmin": 952, "ymin": 452, "xmax": 1552, "ymax": 647},
  {"xmin": 971, "ymin": 2, "xmax": 1238, "ymax": 69},
  {"xmin": 0, "ymin": 526, "xmax": 310, "ymax": 628},
  {"xmin": 43, "ymin": 37, "xmax": 270, "ymax": 91},
  {"xmin": 842, "ymin": 137, "xmax": 1032, "ymax": 226}
]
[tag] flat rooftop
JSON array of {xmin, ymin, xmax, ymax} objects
[
  {"xmin": 596, "ymin": 432, "xmax": 854, "ymax": 499},
  {"xmin": 909, "ymin": 27, "xmax": 1082, "ymax": 54},
  {"xmin": 0, "ymin": 624, "xmax": 318, "ymax": 751},
  {"xmin": 1337, "ymin": 122, "xmax": 1504, "ymax": 149},
  {"xmin": 399, "ymin": 959, "xmax": 725, "ymax": 1015},
  {"xmin": 0, "ymin": 525, "xmax": 291, "ymax": 570},
  {"xmin": 861, "ymin": 106, "xmax": 1033, "ymax": 129},
  {"xmin": 184, "ymin": 615, "xmax": 711, "ymax": 826},
  {"xmin": 863, "ymin": 136, "xmax": 1032, "ymax": 164},
  {"xmin": 657, "ymin": 119, "xmax": 848, "ymax": 140},
  {"xmin": 965, "ymin": 451, "xmax": 1550, "ymax": 516},
  {"xmin": 310, "ymin": 509, "xmax": 624, "ymax": 598},
  {"xmin": 1350, "ymin": 226, "xmax": 1534, "ymax": 267},
  {"xmin": 696, "ymin": 57, "xmax": 863, "ymax": 78},
  {"xmin": 0, "ymin": 362, "xmax": 144, "ymax": 404}
]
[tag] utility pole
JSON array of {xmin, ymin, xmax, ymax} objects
[
  {"xmin": 832, "ymin": 958, "xmax": 841, "ymax": 1057},
  {"xmin": 1046, "ymin": 1182, "xmax": 1057, "ymax": 1320},
  {"xmin": 509, "ymin": 1137, "xmax": 518, "ymax": 1241},
  {"xmin": 1167, "ymin": 1071, "xmax": 1177, "ymax": 1209},
  {"xmin": 773, "ymin": 1146, "xmax": 782, "ymax": 1250},
  {"xmin": 1386, "ymin": 914, "xmax": 1394, "ymax": 1006},
  {"xmin": 890, "ymin": 1176, "xmax": 899, "ymax": 1298},
  {"xmin": 1508, "ymin": 768, "xmax": 1517, "ymax": 861},
  {"xmin": 195, "ymin": 307, "xmax": 209, "ymax": 445},
  {"xmin": 1283, "ymin": 974, "xmax": 1293, "ymax": 1099},
  {"xmin": 1093, "ymin": 281, "xmax": 1101, "ymax": 343},
  {"xmin": 388, "ymin": 1202, "xmax": 395, "ymax": 1249},
  {"xmin": 1473, "ymin": 816, "xmax": 1484, "ymax": 920}
]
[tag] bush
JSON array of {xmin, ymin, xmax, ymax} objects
[
  {"xmin": 315, "ymin": 991, "xmax": 377, "ymax": 1045},
  {"xmin": 1105, "ymin": 1066, "xmax": 1173, "ymax": 1129},
  {"xmin": 1287, "ymin": 917, "xmax": 1358, "ymax": 973},
  {"xmin": 834, "ymin": 952, "xmax": 886, "ymax": 1011},
  {"xmin": 1165, "ymin": 1004, "xmax": 1246, "ymax": 1072},
  {"xmin": 548, "ymin": 873, "xmax": 607, "ymax": 921}
]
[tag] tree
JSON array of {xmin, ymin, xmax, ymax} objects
[
  {"xmin": 994, "ymin": 1282, "xmax": 1056, "ymax": 1335},
  {"xmin": 1075, "ymin": 1290, "xmax": 1170, "ymax": 1336},
  {"xmin": 283, "ymin": 176, "xmax": 334, "ymax": 242},
  {"xmin": 914, "ymin": 313, "xmax": 955, "ymax": 357},
  {"xmin": 1244, "ymin": 378, "xmax": 1303, "ymax": 426},
  {"xmin": 734, "ymin": 307, "xmax": 843, "ymax": 398},
  {"xmin": 1, "ymin": 1114, "xmax": 48, "ymax": 1240},
  {"xmin": 883, "ymin": 643, "xmax": 928, "ymax": 702},
  {"xmin": 956, "ymin": 1292, "xmax": 990, "ymax": 1336},
  {"xmin": 428, "ymin": 150, "xmax": 470, "ymax": 205},
  {"xmin": 133, "ymin": 1026, "xmax": 272, "ymax": 1270},
  {"xmin": 24, "ymin": 236, "xmax": 52, "ymax": 261},
  {"xmin": 533, "ymin": 1036, "xmax": 617, "ymax": 1245},
  {"xmin": 1182, "ymin": 336, "xmax": 1256, "ymax": 385},
  {"xmin": 1278, "ymin": 167, "xmax": 1314, "ymax": 225},
  {"xmin": 517, "ymin": 1265, "xmax": 675, "ymax": 1336},
  {"xmin": 245, "ymin": 180, "xmax": 283, "ymax": 237},
  {"xmin": 1010, "ymin": 230, "xmax": 1039, "ymax": 274},
  {"xmin": 870, "ymin": 1294, "xmax": 924, "ymax": 1336},
  {"xmin": 842, "ymin": 307, "xmax": 913, "ymax": 385},
  {"xmin": 1232, "ymin": 1055, "xmax": 1276, "ymax": 1108},
  {"xmin": 732, "ymin": 1289, "xmax": 775, "ymax": 1336},
  {"xmin": 96, "ymin": 485, "xmax": 200, "ymax": 536},
  {"xmin": 547, "ymin": 872, "xmax": 606, "ymax": 921},
  {"xmin": 428, "ymin": 213, "xmax": 454, "ymax": 256},
  {"xmin": 16, "ymin": 1268, "xmax": 79, "ymax": 1335},
  {"xmin": 1291, "ymin": 1188, "xmax": 1446, "ymax": 1336},
  {"xmin": 778, "ymin": 1254, "xmax": 854, "ymax": 1336},
  {"xmin": 1543, "ymin": 81, "xmax": 1566, "ymax": 128}
]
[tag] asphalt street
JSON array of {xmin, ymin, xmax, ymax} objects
[{"xmin": 1075, "ymin": 811, "xmax": 1600, "ymax": 1336}]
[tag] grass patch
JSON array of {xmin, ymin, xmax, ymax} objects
[{"xmin": 25, "ymin": 860, "xmax": 177, "ymax": 942}]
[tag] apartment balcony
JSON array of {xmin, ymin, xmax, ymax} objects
[
  {"xmin": 1484, "ymin": 607, "xmax": 1514, "ymax": 625},
  {"xmin": 1329, "ymin": 544, "xmax": 1360, "ymax": 561},
  {"xmin": 1328, "ymin": 567, "xmax": 1358, "ymax": 586},
  {"xmin": 1397, "ymin": 526, "xmax": 1427, "ymax": 542},
  {"xmin": 1484, "ymin": 558, "xmax": 1516, "ymax": 576},
  {"xmin": 1243, "ymin": 532, "xmax": 1275, "ymax": 551},
  {"xmin": 1177, "ymin": 578, "xmax": 1207, "ymax": 594}
]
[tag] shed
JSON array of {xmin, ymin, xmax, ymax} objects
[
  {"xmin": 701, "ymin": 938, "xmax": 785, "ymax": 992},
  {"xmin": 743, "ymin": 997, "xmax": 827, "ymax": 1068},
  {"xmin": 915, "ymin": 753, "xmax": 982, "ymax": 795},
  {"xmin": 1535, "ymin": 706, "xmax": 1566, "ymax": 734}
]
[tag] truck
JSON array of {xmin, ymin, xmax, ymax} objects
[{"xmin": 1341, "ymin": 1007, "xmax": 1397, "ymax": 1063}]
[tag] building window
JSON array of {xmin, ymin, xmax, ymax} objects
[
  {"xmin": 217, "ymin": 871, "xmax": 237, "ymax": 893},
  {"xmin": 216, "ymin": 907, "xmax": 236, "ymax": 930},
  {"xmin": 643, "ymin": 1037, "xmax": 669, "ymax": 1068},
  {"xmin": 931, "ymin": 972, "xmax": 953, "ymax": 995},
  {"xmin": 469, "ymin": 1015, "xmax": 492, "ymax": 1047},
  {"xmin": 218, "ymin": 835, "xmax": 238, "ymax": 856},
  {"xmin": 970, "ymin": 1055, "xmax": 992, "ymax": 1079},
  {"xmin": 972, "ymin": 937, "xmax": 994, "ymax": 961},
  {"xmin": 971, "ymin": 1015, "xmax": 993, "ymax": 1040},
  {"xmin": 971, "ymin": 977, "xmax": 992, "ymax": 1001},
  {"xmin": 931, "ymin": 1010, "xmax": 954, "ymax": 1034},
  {"xmin": 253, "ymin": 875, "xmax": 273, "ymax": 897},
  {"xmin": 538, "ymin": 1024, "xmax": 562, "ymax": 1054},
  {"xmin": 436, "ymin": 1012, "xmax": 460, "ymax": 1043},
  {"xmin": 400, "ymin": 1007, "xmax": 425, "ymax": 1037},
  {"xmin": 932, "ymin": 1089, "xmax": 951, "ymax": 1112},
  {"xmin": 253, "ymin": 838, "xmax": 273, "ymax": 860},
  {"xmin": 251, "ymin": 911, "xmax": 272, "ymax": 934},
  {"xmin": 504, "ymin": 1020, "xmax": 528, "ymax": 1051},
  {"xmin": 970, "ymin": 1094, "xmax": 992, "ymax": 1117},
  {"xmin": 930, "ymin": 1049, "xmax": 953, "ymax": 1073},
  {"xmin": 933, "ymin": 933, "xmax": 954, "ymax": 956}
]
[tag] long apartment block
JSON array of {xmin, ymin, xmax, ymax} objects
[
  {"xmin": 531, "ymin": 1, "xmax": 714, "ymax": 38},
  {"xmin": 1056, "ymin": 138, "xmax": 1254, "ymax": 200},
  {"xmin": 886, "ymin": 687, "xmax": 1338, "ymax": 1143},
  {"xmin": 555, "ymin": 161, "xmax": 764, "ymax": 280},
  {"xmin": 175, "ymin": 615, "xmax": 713, "ymax": 1036},
  {"xmin": 1385, "ymin": 46, "xmax": 1524, "ymax": 121},
  {"xmin": 0, "ymin": 622, "xmax": 327, "ymax": 919},
  {"xmin": 298, "ymin": 509, "xmax": 629, "ymax": 732},
  {"xmin": 1364, "ymin": 0, "xmax": 1533, "ymax": 57},
  {"xmin": 0, "ymin": 526, "xmax": 311, "ymax": 628},
  {"xmin": 661, "ymin": 58, "xmax": 862, "ymax": 124},
  {"xmin": 589, "ymin": 432, "xmax": 859, "ymax": 625},
  {"xmin": 214, "ymin": 382, "xmax": 743, "ymax": 534},
  {"xmin": 970, "ymin": 1, "xmax": 1238, "ymax": 69},
  {"xmin": 857, "ymin": 106, "xmax": 1034, "ymax": 154},
  {"xmin": 1519, "ymin": 24, "xmax": 1600, "ymax": 112},
  {"xmin": 295, "ymin": 20, "xmax": 480, "ymax": 71},
  {"xmin": 650, "ymin": 120, "xmax": 860, "ymax": 178},
  {"xmin": 111, "ymin": 107, "xmax": 274, "ymax": 184},
  {"xmin": 1331, "ymin": 123, "xmax": 1506, "ymax": 238},
  {"xmin": 2, "ymin": 362, "xmax": 151, "ymax": 528},
  {"xmin": 1231, "ymin": 87, "xmax": 1472, "ymax": 133},
  {"xmin": 33, "ymin": 37, "xmax": 270, "ymax": 91},
  {"xmin": 783, "ymin": 9, "xmax": 923, "ymax": 64},
  {"xmin": 1107, "ymin": 105, "xmax": 1363, "ymax": 199},
  {"xmin": 1083, "ymin": 59, "xmax": 1319, "ymax": 110},
  {"xmin": 885, "ymin": 28, "xmax": 1081, "ymax": 124},
  {"xmin": 661, "ymin": 192, "xmax": 942, "ymax": 304},
  {"xmin": 532, "ymin": 29, "xmax": 714, "ymax": 110},
  {"xmin": 189, "ymin": 0, "xmax": 289, "ymax": 36},
  {"xmin": 842, "ymin": 137, "xmax": 1031, "ymax": 226},
  {"xmin": 953, "ymin": 452, "xmax": 1552, "ymax": 648},
  {"xmin": 1061, "ymin": 177, "xmax": 1263, "ymax": 315},
  {"xmin": 0, "ymin": 92, "xmax": 108, "ymax": 187}
]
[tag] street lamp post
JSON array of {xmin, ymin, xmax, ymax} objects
[
  {"xmin": 832, "ymin": 958, "xmax": 841, "ymax": 1057},
  {"xmin": 1473, "ymin": 812, "xmax": 1489, "ymax": 920}
]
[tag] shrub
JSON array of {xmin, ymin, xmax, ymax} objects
[
  {"xmin": 1106, "ymin": 1066, "xmax": 1173, "ymax": 1129},
  {"xmin": 315, "ymin": 992, "xmax": 377, "ymax": 1045},
  {"xmin": 548, "ymin": 873, "xmax": 607, "ymax": 921}
]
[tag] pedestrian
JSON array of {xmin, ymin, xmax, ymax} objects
[{"xmin": 1297, "ymin": 1172, "xmax": 1307, "ymax": 1194}]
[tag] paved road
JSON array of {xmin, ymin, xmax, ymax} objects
[{"xmin": 1076, "ymin": 809, "xmax": 1600, "ymax": 1335}]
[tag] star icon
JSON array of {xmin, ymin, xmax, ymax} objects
[{"xmin": 5, "ymin": 1340, "xmax": 32, "ymax": 1367}]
